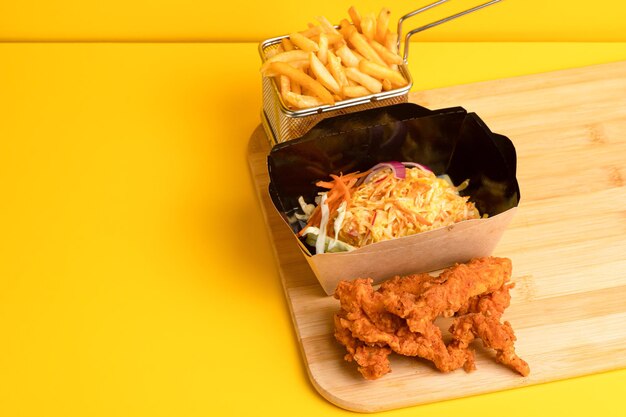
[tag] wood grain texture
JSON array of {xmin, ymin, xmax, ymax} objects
[{"xmin": 247, "ymin": 61, "xmax": 626, "ymax": 412}]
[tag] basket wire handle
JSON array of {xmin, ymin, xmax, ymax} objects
[
  {"xmin": 401, "ymin": 0, "xmax": 503, "ymax": 63},
  {"xmin": 396, "ymin": 0, "xmax": 451, "ymax": 51}
]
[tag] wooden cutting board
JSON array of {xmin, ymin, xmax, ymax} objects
[{"xmin": 247, "ymin": 61, "xmax": 626, "ymax": 412}]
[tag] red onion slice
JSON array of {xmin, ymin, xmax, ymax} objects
[
  {"xmin": 363, "ymin": 161, "xmax": 406, "ymax": 184},
  {"xmin": 361, "ymin": 161, "xmax": 434, "ymax": 184},
  {"xmin": 402, "ymin": 162, "xmax": 432, "ymax": 172}
]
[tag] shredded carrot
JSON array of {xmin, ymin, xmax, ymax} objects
[
  {"xmin": 394, "ymin": 201, "xmax": 432, "ymax": 226},
  {"xmin": 316, "ymin": 181, "xmax": 335, "ymax": 189},
  {"xmin": 298, "ymin": 170, "xmax": 368, "ymax": 236}
]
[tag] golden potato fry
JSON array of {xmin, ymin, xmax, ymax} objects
[
  {"xmin": 300, "ymin": 25, "xmax": 322, "ymax": 37},
  {"xmin": 351, "ymin": 49, "xmax": 365, "ymax": 61},
  {"xmin": 281, "ymin": 38, "xmax": 294, "ymax": 51},
  {"xmin": 289, "ymin": 32, "xmax": 320, "ymax": 52},
  {"xmin": 345, "ymin": 67, "xmax": 382, "ymax": 93},
  {"xmin": 376, "ymin": 8, "xmax": 391, "ymax": 44},
  {"xmin": 283, "ymin": 91, "xmax": 324, "ymax": 109},
  {"xmin": 382, "ymin": 78, "xmax": 393, "ymax": 91},
  {"xmin": 361, "ymin": 12, "xmax": 376, "ymax": 40},
  {"xmin": 348, "ymin": 6, "xmax": 362, "ymax": 32},
  {"xmin": 327, "ymin": 50, "xmax": 349, "ymax": 88},
  {"xmin": 317, "ymin": 33, "xmax": 329, "ymax": 65},
  {"xmin": 260, "ymin": 50, "xmax": 310, "ymax": 75},
  {"xmin": 384, "ymin": 31, "xmax": 398, "ymax": 54},
  {"xmin": 368, "ymin": 39, "xmax": 403, "ymax": 66},
  {"xmin": 336, "ymin": 43, "xmax": 360, "ymax": 68},
  {"xmin": 301, "ymin": 86, "xmax": 315, "ymax": 96},
  {"xmin": 349, "ymin": 31, "xmax": 386, "ymax": 66},
  {"xmin": 358, "ymin": 59, "xmax": 408, "ymax": 87},
  {"xmin": 279, "ymin": 75, "xmax": 291, "ymax": 94},
  {"xmin": 315, "ymin": 16, "xmax": 341, "ymax": 35},
  {"xmin": 291, "ymin": 80, "xmax": 301, "ymax": 95},
  {"xmin": 269, "ymin": 62, "xmax": 335, "ymax": 105},
  {"xmin": 263, "ymin": 59, "xmax": 309, "ymax": 77},
  {"xmin": 384, "ymin": 31, "xmax": 400, "ymax": 70},
  {"xmin": 342, "ymin": 85, "xmax": 371, "ymax": 98},
  {"xmin": 309, "ymin": 52, "xmax": 341, "ymax": 95},
  {"xmin": 325, "ymin": 32, "xmax": 345, "ymax": 45},
  {"xmin": 338, "ymin": 18, "xmax": 357, "ymax": 40}
]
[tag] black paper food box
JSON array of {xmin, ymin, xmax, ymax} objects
[{"xmin": 268, "ymin": 103, "xmax": 520, "ymax": 295}]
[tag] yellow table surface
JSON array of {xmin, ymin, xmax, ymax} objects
[{"xmin": 1, "ymin": 42, "xmax": 626, "ymax": 417}]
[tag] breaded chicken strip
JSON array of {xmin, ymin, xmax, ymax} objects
[
  {"xmin": 381, "ymin": 257, "xmax": 512, "ymax": 333},
  {"xmin": 333, "ymin": 257, "xmax": 529, "ymax": 379},
  {"xmin": 449, "ymin": 281, "xmax": 530, "ymax": 376},
  {"xmin": 334, "ymin": 312, "xmax": 392, "ymax": 380}
]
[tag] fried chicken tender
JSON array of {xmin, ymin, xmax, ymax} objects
[
  {"xmin": 449, "ymin": 313, "xmax": 530, "ymax": 376},
  {"xmin": 382, "ymin": 257, "xmax": 512, "ymax": 333},
  {"xmin": 333, "ymin": 256, "xmax": 529, "ymax": 380},
  {"xmin": 334, "ymin": 313, "xmax": 392, "ymax": 380},
  {"xmin": 449, "ymin": 281, "xmax": 530, "ymax": 376},
  {"xmin": 333, "ymin": 281, "xmax": 472, "ymax": 378}
]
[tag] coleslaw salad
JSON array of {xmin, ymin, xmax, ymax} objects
[{"xmin": 299, "ymin": 161, "xmax": 482, "ymax": 253}]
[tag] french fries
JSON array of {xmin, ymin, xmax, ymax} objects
[
  {"xmin": 342, "ymin": 85, "xmax": 371, "ymax": 98},
  {"xmin": 335, "ymin": 43, "xmax": 360, "ymax": 68},
  {"xmin": 358, "ymin": 59, "xmax": 408, "ymax": 88},
  {"xmin": 348, "ymin": 31, "xmax": 387, "ymax": 67},
  {"xmin": 289, "ymin": 32, "xmax": 320, "ymax": 52},
  {"xmin": 260, "ymin": 50, "xmax": 309, "ymax": 74},
  {"xmin": 261, "ymin": 6, "xmax": 408, "ymax": 110},
  {"xmin": 348, "ymin": 6, "xmax": 362, "ymax": 32},
  {"xmin": 376, "ymin": 8, "xmax": 391, "ymax": 43},
  {"xmin": 360, "ymin": 13, "xmax": 376, "ymax": 40},
  {"xmin": 309, "ymin": 52, "xmax": 341, "ymax": 95},
  {"xmin": 315, "ymin": 15, "xmax": 341, "ymax": 36},
  {"xmin": 317, "ymin": 33, "xmax": 329, "ymax": 65},
  {"xmin": 281, "ymin": 38, "xmax": 294, "ymax": 51},
  {"xmin": 283, "ymin": 91, "xmax": 324, "ymax": 109},
  {"xmin": 368, "ymin": 39, "xmax": 403, "ymax": 66},
  {"xmin": 269, "ymin": 62, "xmax": 335, "ymax": 105},
  {"xmin": 327, "ymin": 50, "xmax": 349, "ymax": 89},
  {"xmin": 345, "ymin": 67, "xmax": 382, "ymax": 94}
]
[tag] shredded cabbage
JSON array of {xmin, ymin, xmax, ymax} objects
[
  {"xmin": 301, "ymin": 227, "xmax": 357, "ymax": 253},
  {"xmin": 328, "ymin": 201, "xmax": 347, "ymax": 251},
  {"xmin": 315, "ymin": 193, "xmax": 330, "ymax": 254},
  {"xmin": 339, "ymin": 167, "xmax": 480, "ymax": 247}
]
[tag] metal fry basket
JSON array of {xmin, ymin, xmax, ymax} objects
[{"xmin": 259, "ymin": 0, "xmax": 502, "ymax": 145}]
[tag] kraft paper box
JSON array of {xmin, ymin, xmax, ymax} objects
[{"xmin": 267, "ymin": 104, "xmax": 520, "ymax": 295}]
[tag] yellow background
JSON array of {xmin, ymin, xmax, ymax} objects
[
  {"xmin": 0, "ymin": 0, "xmax": 625, "ymax": 41},
  {"xmin": 1, "ymin": 1, "xmax": 626, "ymax": 416}
]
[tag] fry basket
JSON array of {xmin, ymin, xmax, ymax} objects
[{"xmin": 258, "ymin": 0, "xmax": 502, "ymax": 145}]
